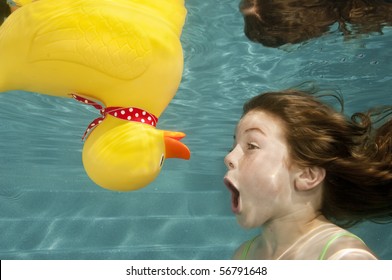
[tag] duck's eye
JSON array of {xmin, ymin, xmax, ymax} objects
[{"xmin": 159, "ymin": 154, "xmax": 165, "ymax": 167}]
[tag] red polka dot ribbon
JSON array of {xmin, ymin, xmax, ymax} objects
[{"xmin": 70, "ymin": 94, "xmax": 158, "ymax": 140}]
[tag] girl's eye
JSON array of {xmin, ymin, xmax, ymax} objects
[{"xmin": 247, "ymin": 143, "xmax": 259, "ymax": 150}]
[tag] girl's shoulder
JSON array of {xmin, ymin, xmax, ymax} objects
[
  {"xmin": 300, "ymin": 224, "xmax": 378, "ymax": 260},
  {"xmin": 317, "ymin": 230, "xmax": 377, "ymax": 260},
  {"xmin": 232, "ymin": 224, "xmax": 378, "ymax": 260}
]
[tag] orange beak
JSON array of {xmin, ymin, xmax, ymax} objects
[{"xmin": 164, "ymin": 131, "xmax": 191, "ymax": 160}]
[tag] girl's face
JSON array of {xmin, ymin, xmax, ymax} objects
[{"xmin": 224, "ymin": 110, "xmax": 298, "ymax": 228}]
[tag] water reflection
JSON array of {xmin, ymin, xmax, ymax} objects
[{"xmin": 240, "ymin": 0, "xmax": 392, "ymax": 47}]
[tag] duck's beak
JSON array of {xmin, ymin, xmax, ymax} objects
[{"xmin": 164, "ymin": 131, "xmax": 190, "ymax": 160}]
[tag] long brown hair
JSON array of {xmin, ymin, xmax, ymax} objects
[{"xmin": 243, "ymin": 87, "xmax": 392, "ymax": 227}]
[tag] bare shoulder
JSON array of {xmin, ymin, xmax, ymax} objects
[
  {"xmin": 322, "ymin": 233, "xmax": 378, "ymax": 260},
  {"xmin": 328, "ymin": 248, "xmax": 378, "ymax": 260}
]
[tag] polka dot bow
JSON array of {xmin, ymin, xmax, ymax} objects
[{"xmin": 71, "ymin": 94, "xmax": 158, "ymax": 140}]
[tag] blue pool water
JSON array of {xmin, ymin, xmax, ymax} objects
[{"xmin": 1, "ymin": 0, "xmax": 392, "ymax": 259}]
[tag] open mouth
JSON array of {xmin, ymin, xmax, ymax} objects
[{"xmin": 224, "ymin": 177, "xmax": 240, "ymax": 214}]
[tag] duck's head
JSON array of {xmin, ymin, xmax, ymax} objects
[{"xmin": 82, "ymin": 120, "xmax": 190, "ymax": 191}]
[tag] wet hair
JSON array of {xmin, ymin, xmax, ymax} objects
[
  {"xmin": 240, "ymin": 0, "xmax": 392, "ymax": 47},
  {"xmin": 243, "ymin": 88, "xmax": 392, "ymax": 227}
]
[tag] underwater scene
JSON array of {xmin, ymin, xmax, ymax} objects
[{"xmin": 0, "ymin": 0, "xmax": 391, "ymax": 259}]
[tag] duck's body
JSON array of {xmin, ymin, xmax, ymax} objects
[
  {"xmin": 0, "ymin": 0, "xmax": 186, "ymax": 114},
  {"xmin": 0, "ymin": 0, "xmax": 190, "ymax": 191}
]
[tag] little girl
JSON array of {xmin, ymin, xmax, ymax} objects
[{"xmin": 224, "ymin": 88, "xmax": 392, "ymax": 259}]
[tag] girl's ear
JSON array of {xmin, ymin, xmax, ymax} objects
[{"xmin": 294, "ymin": 166, "xmax": 326, "ymax": 191}]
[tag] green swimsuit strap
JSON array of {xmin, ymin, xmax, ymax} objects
[
  {"xmin": 318, "ymin": 232, "xmax": 364, "ymax": 260},
  {"xmin": 241, "ymin": 236, "xmax": 259, "ymax": 260}
]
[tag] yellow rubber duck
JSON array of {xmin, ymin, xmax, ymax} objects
[{"xmin": 0, "ymin": 0, "xmax": 190, "ymax": 191}]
